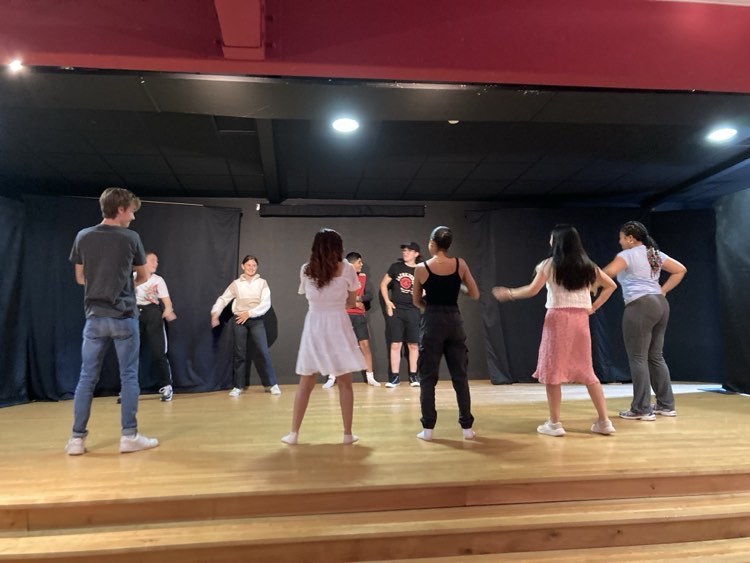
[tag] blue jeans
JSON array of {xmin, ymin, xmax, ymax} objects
[{"xmin": 72, "ymin": 316, "xmax": 140, "ymax": 438}]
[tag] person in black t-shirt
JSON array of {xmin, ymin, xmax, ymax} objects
[{"xmin": 379, "ymin": 242, "xmax": 422, "ymax": 387}]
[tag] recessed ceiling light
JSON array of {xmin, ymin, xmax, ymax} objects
[
  {"xmin": 8, "ymin": 59, "xmax": 23, "ymax": 73},
  {"xmin": 706, "ymin": 127, "xmax": 738, "ymax": 142},
  {"xmin": 448, "ymin": 120, "xmax": 460, "ymax": 125},
  {"xmin": 332, "ymin": 118, "xmax": 359, "ymax": 133}
]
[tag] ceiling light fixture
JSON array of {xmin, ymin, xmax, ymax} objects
[
  {"xmin": 8, "ymin": 59, "xmax": 23, "ymax": 73},
  {"xmin": 332, "ymin": 118, "xmax": 359, "ymax": 133},
  {"xmin": 448, "ymin": 120, "xmax": 460, "ymax": 125},
  {"xmin": 706, "ymin": 127, "xmax": 738, "ymax": 142}
]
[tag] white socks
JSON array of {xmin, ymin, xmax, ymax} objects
[
  {"xmin": 343, "ymin": 434, "xmax": 359, "ymax": 444},
  {"xmin": 281, "ymin": 432, "xmax": 298, "ymax": 445},
  {"xmin": 463, "ymin": 428, "xmax": 476, "ymax": 440},
  {"xmin": 366, "ymin": 372, "xmax": 380, "ymax": 387}
]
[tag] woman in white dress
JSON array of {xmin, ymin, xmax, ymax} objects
[{"xmin": 282, "ymin": 229, "xmax": 367, "ymax": 445}]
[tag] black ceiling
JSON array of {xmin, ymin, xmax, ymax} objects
[{"xmin": 1, "ymin": 70, "xmax": 750, "ymax": 209}]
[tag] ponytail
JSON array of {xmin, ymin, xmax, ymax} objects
[{"xmin": 621, "ymin": 221, "xmax": 662, "ymax": 277}]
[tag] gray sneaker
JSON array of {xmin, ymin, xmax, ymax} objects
[
  {"xmin": 65, "ymin": 436, "xmax": 86, "ymax": 455},
  {"xmin": 119, "ymin": 433, "xmax": 159, "ymax": 453},
  {"xmin": 618, "ymin": 410, "xmax": 656, "ymax": 421}
]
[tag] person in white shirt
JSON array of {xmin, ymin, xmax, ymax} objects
[
  {"xmin": 211, "ymin": 255, "xmax": 281, "ymax": 396},
  {"xmin": 604, "ymin": 221, "xmax": 687, "ymax": 421},
  {"xmin": 135, "ymin": 252, "xmax": 176, "ymax": 402}
]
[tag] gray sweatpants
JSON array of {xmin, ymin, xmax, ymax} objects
[{"xmin": 622, "ymin": 293, "xmax": 675, "ymax": 414}]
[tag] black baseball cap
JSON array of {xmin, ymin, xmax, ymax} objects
[{"xmin": 400, "ymin": 242, "xmax": 420, "ymax": 253}]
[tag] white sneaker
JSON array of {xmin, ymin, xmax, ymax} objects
[
  {"xmin": 322, "ymin": 377, "xmax": 335, "ymax": 389},
  {"xmin": 281, "ymin": 432, "xmax": 298, "ymax": 445},
  {"xmin": 591, "ymin": 419, "xmax": 616, "ymax": 435},
  {"xmin": 119, "ymin": 433, "xmax": 159, "ymax": 453},
  {"xmin": 65, "ymin": 436, "xmax": 86, "ymax": 455},
  {"xmin": 228, "ymin": 387, "xmax": 242, "ymax": 397},
  {"xmin": 269, "ymin": 384, "xmax": 282, "ymax": 395},
  {"xmin": 537, "ymin": 420, "xmax": 565, "ymax": 437}
]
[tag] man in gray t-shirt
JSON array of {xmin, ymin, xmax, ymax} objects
[{"xmin": 65, "ymin": 187, "xmax": 160, "ymax": 455}]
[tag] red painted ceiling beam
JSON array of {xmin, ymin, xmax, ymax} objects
[
  {"xmin": 214, "ymin": 0, "xmax": 265, "ymax": 60},
  {"xmin": 1, "ymin": 0, "xmax": 749, "ymax": 94}
]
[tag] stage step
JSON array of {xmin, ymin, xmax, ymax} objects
[
  {"xmin": 2, "ymin": 492, "xmax": 750, "ymax": 562},
  {"xmin": 6, "ymin": 471, "xmax": 750, "ymax": 532},
  {"xmin": 407, "ymin": 537, "xmax": 750, "ymax": 562}
]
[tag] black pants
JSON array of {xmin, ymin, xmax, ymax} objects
[
  {"xmin": 232, "ymin": 316, "xmax": 278, "ymax": 388},
  {"xmin": 417, "ymin": 305, "xmax": 474, "ymax": 430},
  {"xmin": 138, "ymin": 304, "xmax": 172, "ymax": 388}
]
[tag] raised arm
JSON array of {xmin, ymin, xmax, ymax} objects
[
  {"xmin": 492, "ymin": 266, "xmax": 548, "ymax": 302},
  {"xmin": 603, "ymin": 256, "xmax": 627, "ymax": 280}
]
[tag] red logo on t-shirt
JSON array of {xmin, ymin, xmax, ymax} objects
[{"xmin": 397, "ymin": 273, "xmax": 413, "ymax": 294}]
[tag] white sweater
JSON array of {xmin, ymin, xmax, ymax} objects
[{"xmin": 211, "ymin": 274, "xmax": 271, "ymax": 318}]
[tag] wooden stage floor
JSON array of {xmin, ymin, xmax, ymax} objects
[{"xmin": 1, "ymin": 380, "xmax": 748, "ymax": 510}]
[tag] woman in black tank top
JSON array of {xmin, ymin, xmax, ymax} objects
[
  {"xmin": 412, "ymin": 226, "xmax": 480, "ymax": 441},
  {"xmin": 422, "ymin": 257, "xmax": 462, "ymax": 306}
]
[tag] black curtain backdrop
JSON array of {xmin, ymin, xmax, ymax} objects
[
  {"xmin": 651, "ymin": 210, "xmax": 724, "ymax": 384},
  {"xmin": 0, "ymin": 197, "xmax": 28, "ymax": 407},
  {"xmin": 21, "ymin": 196, "xmax": 241, "ymax": 401},
  {"xmin": 468, "ymin": 208, "xmax": 721, "ymax": 385},
  {"xmin": 715, "ymin": 190, "xmax": 750, "ymax": 393}
]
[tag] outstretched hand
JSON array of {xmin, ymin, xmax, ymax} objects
[{"xmin": 492, "ymin": 286, "xmax": 513, "ymax": 302}]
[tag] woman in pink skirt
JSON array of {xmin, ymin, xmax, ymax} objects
[{"xmin": 492, "ymin": 225, "xmax": 617, "ymax": 437}]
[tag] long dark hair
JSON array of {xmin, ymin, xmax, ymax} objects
[
  {"xmin": 304, "ymin": 228, "xmax": 344, "ymax": 288},
  {"xmin": 620, "ymin": 220, "xmax": 661, "ymax": 277},
  {"xmin": 550, "ymin": 224, "xmax": 596, "ymax": 291}
]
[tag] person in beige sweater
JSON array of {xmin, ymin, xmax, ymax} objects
[{"xmin": 211, "ymin": 255, "xmax": 281, "ymax": 396}]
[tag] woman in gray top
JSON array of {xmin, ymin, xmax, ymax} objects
[{"xmin": 604, "ymin": 221, "xmax": 687, "ymax": 421}]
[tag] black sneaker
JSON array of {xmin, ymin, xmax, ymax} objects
[
  {"xmin": 409, "ymin": 374, "xmax": 420, "ymax": 387},
  {"xmin": 385, "ymin": 376, "xmax": 400, "ymax": 388}
]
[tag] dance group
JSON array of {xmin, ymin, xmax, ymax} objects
[{"xmin": 64, "ymin": 188, "xmax": 686, "ymax": 455}]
